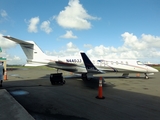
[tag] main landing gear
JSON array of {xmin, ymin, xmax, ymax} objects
[
  {"xmin": 81, "ymin": 73, "xmax": 88, "ymax": 81},
  {"xmin": 81, "ymin": 73, "xmax": 93, "ymax": 81},
  {"xmin": 122, "ymin": 73, "xmax": 129, "ymax": 78}
]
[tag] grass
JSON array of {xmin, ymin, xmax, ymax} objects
[
  {"xmin": 153, "ymin": 66, "xmax": 160, "ymax": 71},
  {"xmin": 7, "ymin": 65, "xmax": 55, "ymax": 70}
]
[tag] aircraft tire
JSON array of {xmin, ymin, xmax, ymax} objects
[
  {"xmin": 145, "ymin": 76, "xmax": 149, "ymax": 79},
  {"xmin": 63, "ymin": 80, "xmax": 66, "ymax": 84},
  {"xmin": 81, "ymin": 73, "xmax": 88, "ymax": 81}
]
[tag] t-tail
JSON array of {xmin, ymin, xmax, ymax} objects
[{"xmin": 3, "ymin": 36, "xmax": 49, "ymax": 66}]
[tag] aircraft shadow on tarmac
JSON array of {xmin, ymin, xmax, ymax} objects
[
  {"xmin": 39, "ymin": 74, "xmax": 155, "ymax": 90},
  {"xmin": 2, "ymin": 73, "xmax": 160, "ymax": 120},
  {"xmin": 4, "ymin": 71, "xmax": 155, "ymax": 91},
  {"xmin": 63, "ymin": 74, "xmax": 155, "ymax": 89}
]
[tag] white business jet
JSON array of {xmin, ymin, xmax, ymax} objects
[
  {"xmin": 80, "ymin": 52, "xmax": 159, "ymax": 79},
  {"xmin": 3, "ymin": 36, "xmax": 158, "ymax": 79}
]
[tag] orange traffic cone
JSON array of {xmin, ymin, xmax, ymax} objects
[
  {"xmin": 96, "ymin": 77, "xmax": 105, "ymax": 99},
  {"xmin": 4, "ymin": 71, "xmax": 7, "ymax": 80}
]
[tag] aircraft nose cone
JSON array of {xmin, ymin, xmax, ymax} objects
[
  {"xmin": 148, "ymin": 66, "xmax": 159, "ymax": 73},
  {"xmin": 154, "ymin": 68, "xmax": 159, "ymax": 72}
]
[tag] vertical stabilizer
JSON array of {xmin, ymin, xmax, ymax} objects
[
  {"xmin": 3, "ymin": 36, "xmax": 46, "ymax": 60},
  {"xmin": 23, "ymin": 41, "xmax": 46, "ymax": 60}
]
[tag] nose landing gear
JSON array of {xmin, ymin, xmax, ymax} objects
[{"xmin": 144, "ymin": 73, "xmax": 149, "ymax": 79}]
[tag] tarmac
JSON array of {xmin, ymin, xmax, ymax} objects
[
  {"xmin": 0, "ymin": 89, "xmax": 34, "ymax": 120},
  {"xmin": 0, "ymin": 67, "xmax": 160, "ymax": 120}
]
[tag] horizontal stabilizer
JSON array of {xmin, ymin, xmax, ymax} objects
[
  {"xmin": 3, "ymin": 36, "xmax": 46, "ymax": 60},
  {"xmin": 3, "ymin": 36, "xmax": 33, "ymax": 45}
]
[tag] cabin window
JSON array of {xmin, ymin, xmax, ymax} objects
[
  {"xmin": 137, "ymin": 61, "xmax": 144, "ymax": 65},
  {"xmin": 126, "ymin": 61, "xmax": 128, "ymax": 65}
]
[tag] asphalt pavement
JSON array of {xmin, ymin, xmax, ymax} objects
[{"xmin": 1, "ymin": 67, "xmax": 160, "ymax": 120}]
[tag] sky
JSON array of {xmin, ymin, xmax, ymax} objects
[{"xmin": 0, "ymin": 0, "xmax": 160, "ymax": 65}]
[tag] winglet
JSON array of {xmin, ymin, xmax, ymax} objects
[{"xmin": 80, "ymin": 52, "xmax": 103, "ymax": 73}]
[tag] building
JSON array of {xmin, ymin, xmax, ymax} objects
[{"xmin": 0, "ymin": 48, "xmax": 7, "ymax": 80}]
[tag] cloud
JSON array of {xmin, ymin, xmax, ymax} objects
[
  {"xmin": 49, "ymin": 32, "xmax": 160, "ymax": 63},
  {"xmin": 0, "ymin": 33, "xmax": 16, "ymax": 49},
  {"xmin": 0, "ymin": 34, "xmax": 22, "ymax": 64},
  {"xmin": 7, "ymin": 55, "xmax": 21, "ymax": 62},
  {"xmin": 141, "ymin": 34, "xmax": 160, "ymax": 48},
  {"xmin": 60, "ymin": 30, "xmax": 77, "ymax": 39},
  {"xmin": 0, "ymin": 9, "xmax": 8, "ymax": 18},
  {"xmin": 83, "ymin": 44, "xmax": 92, "ymax": 49},
  {"xmin": 0, "ymin": 9, "xmax": 9, "ymax": 23},
  {"xmin": 56, "ymin": 0, "xmax": 100, "ymax": 30},
  {"xmin": 40, "ymin": 21, "xmax": 52, "ymax": 34},
  {"xmin": 2, "ymin": 32, "xmax": 160, "ymax": 64},
  {"xmin": 27, "ymin": 17, "xmax": 52, "ymax": 34},
  {"xmin": 122, "ymin": 32, "xmax": 160, "ymax": 50},
  {"xmin": 47, "ymin": 42, "xmax": 80, "ymax": 57},
  {"xmin": 122, "ymin": 32, "xmax": 147, "ymax": 50},
  {"xmin": 3, "ymin": 54, "xmax": 22, "ymax": 65},
  {"xmin": 85, "ymin": 32, "xmax": 160, "ymax": 62},
  {"xmin": 28, "ymin": 17, "xmax": 40, "ymax": 33},
  {"xmin": 64, "ymin": 42, "xmax": 80, "ymax": 55}
]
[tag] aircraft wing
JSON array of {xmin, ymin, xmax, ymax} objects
[
  {"xmin": 55, "ymin": 61, "xmax": 77, "ymax": 66},
  {"xmin": 80, "ymin": 52, "xmax": 105, "ymax": 74},
  {"xmin": 48, "ymin": 61, "xmax": 81, "ymax": 72}
]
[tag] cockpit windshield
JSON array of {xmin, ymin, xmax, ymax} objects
[{"xmin": 137, "ymin": 61, "xmax": 144, "ymax": 65}]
